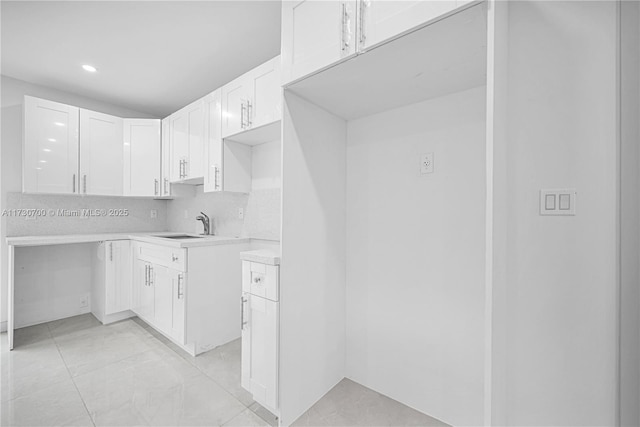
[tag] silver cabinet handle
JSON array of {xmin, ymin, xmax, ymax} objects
[
  {"xmin": 164, "ymin": 178, "xmax": 169, "ymax": 195},
  {"xmin": 359, "ymin": 0, "xmax": 367, "ymax": 46},
  {"xmin": 183, "ymin": 159, "xmax": 188, "ymax": 178},
  {"xmin": 144, "ymin": 264, "xmax": 149, "ymax": 286},
  {"xmin": 72, "ymin": 174, "xmax": 76, "ymax": 193},
  {"xmin": 149, "ymin": 265, "xmax": 153, "ymax": 286},
  {"xmin": 214, "ymin": 165, "xmax": 220, "ymax": 190},
  {"xmin": 253, "ymin": 276, "xmax": 262, "ymax": 284},
  {"xmin": 154, "ymin": 179, "xmax": 159, "ymax": 195},
  {"xmin": 83, "ymin": 175, "xmax": 87, "ymax": 194},
  {"xmin": 247, "ymin": 100, "xmax": 253, "ymax": 128},
  {"xmin": 240, "ymin": 296, "xmax": 247, "ymax": 330},
  {"xmin": 240, "ymin": 101, "xmax": 246, "ymax": 129},
  {"xmin": 341, "ymin": 3, "xmax": 347, "ymax": 51},
  {"xmin": 109, "ymin": 242, "xmax": 113, "ymax": 262},
  {"xmin": 177, "ymin": 274, "xmax": 184, "ymax": 299},
  {"xmin": 179, "ymin": 159, "xmax": 183, "ymax": 179}
]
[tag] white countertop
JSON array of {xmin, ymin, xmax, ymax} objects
[
  {"xmin": 6, "ymin": 232, "xmax": 251, "ymax": 248},
  {"xmin": 240, "ymin": 249, "xmax": 281, "ymax": 265}
]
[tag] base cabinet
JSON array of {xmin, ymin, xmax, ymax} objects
[
  {"xmin": 91, "ymin": 240, "xmax": 133, "ymax": 325},
  {"xmin": 241, "ymin": 260, "xmax": 280, "ymax": 414}
]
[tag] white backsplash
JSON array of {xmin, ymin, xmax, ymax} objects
[
  {"xmin": 166, "ymin": 187, "xmax": 248, "ymax": 237},
  {"xmin": 5, "ymin": 192, "xmax": 167, "ymax": 236},
  {"xmin": 243, "ymin": 188, "xmax": 281, "ymax": 241}
]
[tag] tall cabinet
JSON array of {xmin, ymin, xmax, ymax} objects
[{"xmin": 169, "ymin": 99, "xmax": 205, "ymax": 183}]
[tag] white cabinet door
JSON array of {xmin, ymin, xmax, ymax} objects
[
  {"xmin": 241, "ymin": 293, "xmax": 279, "ymax": 412},
  {"xmin": 170, "ymin": 270, "xmax": 186, "ymax": 344},
  {"xmin": 247, "ymin": 56, "xmax": 282, "ymax": 130},
  {"xmin": 169, "ymin": 100, "xmax": 205, "ymax": 181},
  {"xmin": 79, "ymin": 109, "xmax": 124, "ymax": 195},
  {"xmin": 23, "ymin": 96, "xmax": 79, "ymax": 194},
  {"xmin": 105, "ymin": 240, "xmax": 132, "ymax": 315},
  {"xmin": 359, "ymin": 0, "xmax": 457, "ymax": 50},
  {"xmin": 169, "ymin": 111, "xmax": 188, "ymax": 182},
  {"xmin": 123, "ymin": 119, "xmax": 161, "ymax": 197},
  {"xmin": 133, "ymin": 259, "xmax": 154, "ymax": 321},
  {"xmin": 187, "ymin": 100, "xmax": 205, "ymax": 179},
  {"xmin": 282, "ymin": 0, "xmax": 357, "ymax": 84},
  {"xmin": 204, "ymin": 89, "xmax": 223, "ymax": 193},
  {"xmin": 221, "ymin": 74, "xmax": 251, "ymax": 138},
  {"xmin": 152, "ymin": 264, "xmax": 173, "ymax": 336},
  {"xmin": 161, "ymin": 118, "xmax": 171, "ymax": 196}
]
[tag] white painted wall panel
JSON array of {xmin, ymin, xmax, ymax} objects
[{"xmin": 345, "ymin": 87, "xmax": 486, "ymax": 426}]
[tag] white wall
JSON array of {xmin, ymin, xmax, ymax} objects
[
  {"xmin": 279, "ymin": 92, "xmax": 346, "ymax": 426},
  {"xmin": 620, "ymin": 2, "xmax": 640, "ymax": 425},
  {"xmin": 345, "ymin": 87, "xmax": 486, "ymax": 426},
  {"xmin": 251, "ymin": 139, "xmax": 281, "ymax": 191},
  {"xmin": 492, "ymin": 2, "xmax": 619, "ymax": 425},
  {"xmin": 0, "ymin": 75, "xmax": 160, "ymax": 330}
]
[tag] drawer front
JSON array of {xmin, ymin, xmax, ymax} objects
[
  {"xmin": 242, "ymin": 261, "xmax": 279, "ymax": 301},
  {"xmin": 136, "ymin": 242, "xmax": 186, "ymax": 271}
]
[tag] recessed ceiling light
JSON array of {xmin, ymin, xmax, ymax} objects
[
  {"xmin": 43, "ymin": 148, "xmax": 51, "ymax": 152},
  {"xmin": 82, "ymin": 64, "xmax": 97, "ymax": 73},
  {"xmin": 54, "ymin": 122, "xmax": 65, "ymax": 127},
  {"xmin": 48, "ymin": 138, "xmax": 56, "ymax": 142}
]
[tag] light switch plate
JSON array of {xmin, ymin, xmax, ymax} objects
[{"xmin": 540, "ymin": 189, "xmax": 576, "ymax": 216}]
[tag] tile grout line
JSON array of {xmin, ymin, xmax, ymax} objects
[{"xmin": 47, "ymin": 322, "xmax": 97, "ymax": 427}]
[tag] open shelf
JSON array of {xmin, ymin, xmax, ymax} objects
[{"xmin": 285, "ymin": 3, "xmax": 487, "ymax": 120}]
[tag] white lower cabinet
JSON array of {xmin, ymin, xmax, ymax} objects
[
  {"xmin": 241, "ymin": 260, "xmax": 279, "ymax": 414},
  {"xmin": 132, "ymin": 241, "xmax": 247, "ymax": 355},
  {"xmin": 91, "ymin": 240, "xmax": 133, "ymax": 324}
]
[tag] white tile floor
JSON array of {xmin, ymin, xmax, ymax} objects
[{"xmin": 1, "ymin": 314, "xmax": 446, "ymax": 427}]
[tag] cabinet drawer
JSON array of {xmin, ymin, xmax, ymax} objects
[
  {"xmin": 242, "ymin": 261, "xmax": 279, "ymax": 301},
  {"xmin": 136, "ymin": 242, "xmax": 186, "ymax": 271}
]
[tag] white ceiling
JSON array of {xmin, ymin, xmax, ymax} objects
[{"xmin": 1, "ymin": 1, "xmax": 282, "ymax": 118}]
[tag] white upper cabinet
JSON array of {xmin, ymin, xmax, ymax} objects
[
  {"xmin": 161, "ymin": 118, "xmax": 172, "ymax": 196},
  {"xmin": 359, "ymin": 1, "xmax": 458, "ymax": 51},
  {"xmin": 123, "ymin": 119, "xmax": 161, "ymax": 197},
  {"xmin": 204, "ymin": 89, "xmax": 223, "ymax": 192},
  {"xmin": 282, "ymin": 0, "xmax": 466, "ymax": 84},
  {"xmin": 169, "ymin": 99, "xmax": 205, "ymax": 183},
  {"xmin": 79, "ymin": 109, "xmax": 124, "ymax": 196},
  {"xmin": 23, "ymin": 96, "xmax": 79, "ymax": 194},
  {"xmin": 221, "ymin": 74, "xmax": 251, "ymax": 138},
  {"xmin": 282, "ymin": 1, "xmax": 357, "ymax": 84},
  {"xmin": 221, "ymin": 56, "xmax": 282, "ymax": 138},
  {"xmin": 247, "ymin": 57, "xmax": 282, "ymax": 130}
]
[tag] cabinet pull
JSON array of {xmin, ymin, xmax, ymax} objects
[
  {"xmin": 179, "ymin": 159, "xmax": 183, "ymax": 179},
  {"xmin": 83, "ymin": 175, "xmax": 87, "ymax": 194},
  {"xmin": 154, "ymin": 179, "xmax": 159, "ymax": 195},
  {"xmin": 72, "ymin": 174, "xmax": 76, "ymax": 193},
  {"xmin": 240, "ymin": 296, "xmax": 247, "ymax": 330},
  {"xmin": 247, "ymin": 100, "xmax": 253, "ymax": 128},
  {"xmin": 341, "ymin": 3, "xmax": 347, "ymax": 51},
  {"xmin": 240, "ymin": 101, "xmax": 246, "ymax": 129},
  {"xmin": 177, "ymin": 274, "xmax": 184, "ymax": 299},
  {"xmin": 214, "ymin": 165, "xmax": 220, "ymax": 190},
  {"xmin": 109, "ymin": 242, "xmax": 113, "ymax": 262},
  {"xmin": 183, "ymin": 160, "xmax": 188, "ymax": 178},
  {"xmin": 164, "ymin": 178, "xmax": 169, "ymax": 195},
  {"xmin": 359, "ymin": 0, "xmax": 367, "ymax": 46},
  {"xmin": 144, "ymin": 264, "xmax": 149, "ymax": 286},
  {"xmin": 149, "ymin": 265, "xmax": 154, "ymax": 286}
]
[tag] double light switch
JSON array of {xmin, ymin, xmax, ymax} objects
[{"xmin": 540, "ymin": 189, "xmax": 576, "ymax": 216}]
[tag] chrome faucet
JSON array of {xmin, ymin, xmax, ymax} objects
[{"xmin": 195, "ymin": 212, "xmax": 212, "ymax": 235}]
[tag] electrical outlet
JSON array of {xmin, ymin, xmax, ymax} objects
[
  {"xmin": 420, "ymin": 153, "xmax": 434, "ymax": 174},
  {"xmin": 238, "ymin": 208, "xmax": 244, "ymax": 220},
  {"xmin": 79, "ymin": 296, "xmax": 88, "ymax": 308},
  {"xmin": 150, "ymin": 209, "xmax": 157, "ymax": 219}
]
